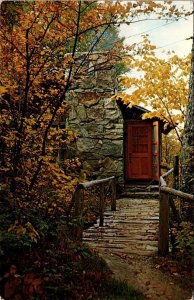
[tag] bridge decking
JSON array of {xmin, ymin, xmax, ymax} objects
[{"xmin": 83, "ymin": 196, "xmax": 159, "ymax": 256}]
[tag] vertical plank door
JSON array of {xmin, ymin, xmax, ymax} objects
[{"xmin": 126, "ymin": 122, "xmax": 152, "ymax": 180}]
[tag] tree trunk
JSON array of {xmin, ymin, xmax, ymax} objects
[{"xmin": 181, "ymin": 43, "xmax": 194, "ymax": 195}]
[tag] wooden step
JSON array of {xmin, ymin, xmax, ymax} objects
[
  {"xmin": 121, "ymin": 192, "xmax": 159, "ymax": 199},
  {"xmin": 124, "ymin": 184, "xmax": 159, "ymax": 192}
]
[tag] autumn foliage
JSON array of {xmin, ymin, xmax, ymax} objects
[
  {"xmin": 0, "ymin": 1, "xmax": 191, "ymax": 298},
  {"xmin": 0, "ymin": 1, "xmax": 189, "ymax": 203},
  {"xmin": 118, "ymin": 36, "xmax": 191, "ymax": 145}
]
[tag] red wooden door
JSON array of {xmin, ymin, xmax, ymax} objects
[
  {"xmin": 126, "ymin": 122, "xmax": 152, "ymax": 180},
  {"xmin": 152, "ymin": 121, "xmax": 160, "ymax": 180}
]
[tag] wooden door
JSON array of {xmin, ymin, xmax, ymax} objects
[{"xmin": 126, "ymin": 122, "xmax": 152, "ymax": 180}]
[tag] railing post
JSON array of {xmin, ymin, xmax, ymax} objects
[
  {"xmin": 73, "ymin": 188, "xmax": 84, "ymax": 241},
  {"xmin": 111, "ymin": 178, "xmax": 116, "ymax": 211},
  {"xmin": 99, "ymin": 183, "xmax": 105, "ymax": 227},
  {"xmin": 158, "ymin": 190, "xmax": 169, "ymax": 256}
]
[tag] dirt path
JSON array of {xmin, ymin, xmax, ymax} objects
[
  {"xmin": 83, "ymin": 197, "xmax": 193, "ymax": 299},
  {"xmin": 98, "ymin": 249, "xmax": 193, "ymax": 300}
]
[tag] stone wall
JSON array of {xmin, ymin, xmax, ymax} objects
[{"xmin": 66, "ymin": 54, "xmax": 124, "ymax": 181}]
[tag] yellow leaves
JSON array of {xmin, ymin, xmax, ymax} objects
[
  {"xmin": 119, "ymin": 36, "xmax": 189, "ymax": 140},
  {"xmin": 55, "ymin": 73, "xmax": 63, "ymax": 81},
  {"xmin": 149, "ymin": 44, "xmax": 156, "ymax": 51},
  {"xmin": 0, "ymin": 82, "xmax": 18, "ymax": 97},
  {"xmin": 142, "ymin": 112, "xmax": 163, "ymax": 121},
  {"xmin": 25, "ymin": 158, "xmax": 32, "ymax": 169},
  {"xmin": 148, "ymin": 1, "xmax": 156, "ymax": 12},
  {"xmin": 50, "ymin": 89, "xmax": 59, "ymax": 95},
  {"xmin": 52, "ymin": 179, "xmax": 57, "ymax": 186},
  {"xmin": 8, "ymin": 220, "xmax": 40, "ymax": 243},
  {"xmin": 0, "ymin": 1, "xmax": 132, "ymax": 203},
  {"xmin": 126, "ymin": 1, "xmax": 132, "ymax": 10},
  {"xmin": 35, "ymin": 92, "xmax": 43, "ymax": 98},
  {"xmin": 0, "ymin": 167, "xmax": 10, "ymax": 173},
  {"xmin": 25, "ymin": 222, "xmax": 40, "ymax": 243},
  {"xmin": 56, "ymin": 103, "xmax": 67, "ymax": 116},
  {"xmin": 0, "ymin": 86, "xmax": 7, "ymax": 94}
]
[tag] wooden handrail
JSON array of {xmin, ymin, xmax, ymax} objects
[
  {"xmin": 78, "ymin": 176, "xmax": 115, "ymax": 189},
  {"xmin": 73, "ymin": 176, "xmax": 116, "ymax": 241},
  {"xmin": 159, "ymin": 166, "xmax": 194, "ymax": 256},
  {"xmin": 159, "ymin": 167, "xmax": 194, "ymax": 200},
  {"xmin": 160, "ymin": 186, "xmax": 194, "ymax": 201},
  {"xmin": 77, "ymin": 175, "xmax": 116, "ymax": 215},
  {"xmin": 160, "ymin": 168, "xmax": 174, "ymax": 187}
]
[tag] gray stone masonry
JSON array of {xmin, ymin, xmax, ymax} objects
[{"xmin": 66, "ymin": 53, "xmax": 124, "ymax": 181}]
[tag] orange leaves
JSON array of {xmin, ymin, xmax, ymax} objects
[
  {"xmin": 147, "ymin": 1, "xmax": 157, "ymax": 12},
  {"xmin": 0, "ymin": 86, "xmax": 7, "ymax": 94},
  {"xmin": 4, "ymin": 269, "xmax": 22, "ymax": 299},
  {"xmin": 23, "ymin": 273, "xmax": 44, "ymax": 297},
  {"xmin": 3, "ymin": 267, "xmax": 44, "ymax": 299},
  {"xmin": 1, "ymin": 0, "xmax": 189, "ymax": 205}
]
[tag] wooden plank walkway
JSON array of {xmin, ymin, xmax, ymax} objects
[{"xmin": 83, "ymin": 196, "xmax": 159, "ymax": 256}]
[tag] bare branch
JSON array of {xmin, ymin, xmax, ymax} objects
[
  {"xmin": 0, "ymin": 30, "xmax": 26, "ymax": 59},
  {"xmin": 29, "ymin": 2, "xmax": 83, "ymax": 191}
]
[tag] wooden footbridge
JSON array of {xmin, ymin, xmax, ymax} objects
[
  {"xmin": 73, "ymin": 170, "xmax": 194, "ymax": 257},
  {"xmin": 83, "ymin": 190, "xmax": 159, "ymax": 256}
]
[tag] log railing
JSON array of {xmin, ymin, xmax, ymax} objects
[
  {"xmin": 158, "ymin": 166, "xmax": 194, "ymax": 256},
  {"xmin": 73, "ymin": 176, "xmax": 116, "ymax": 240}
]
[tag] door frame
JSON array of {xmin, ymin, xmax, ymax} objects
[{"xmin": 124, "ymin": 120, "xmax": 158, "ymax": 182}]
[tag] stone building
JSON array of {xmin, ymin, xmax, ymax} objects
[{"xmin": 65, "ymin": 53, "xmax": 169, "ymax": 185}]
